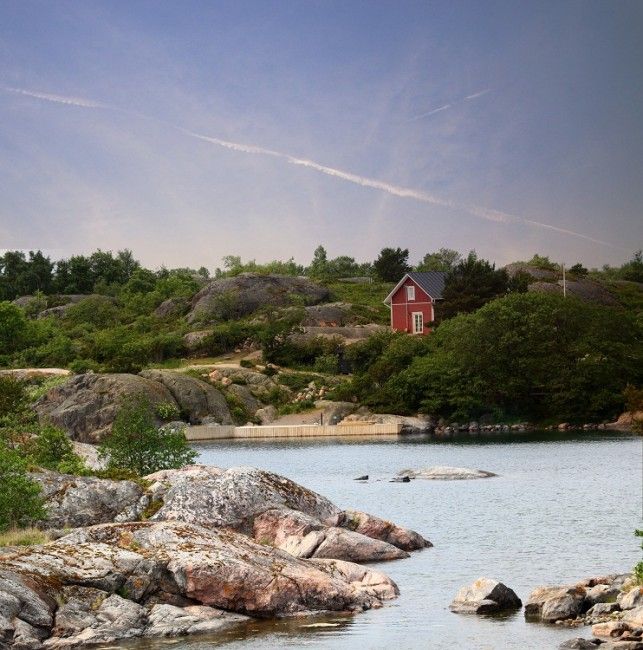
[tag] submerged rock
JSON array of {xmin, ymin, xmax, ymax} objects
[
  {"xmin": 450, "ymin": 578, "xmax": 522, "ymax": 614},
  {"xmin": 398, "ymin": 466, "xmax": 497, "ymax": 480}
]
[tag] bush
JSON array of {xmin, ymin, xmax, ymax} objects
[
  {"xmin": 0, "ymin": 376, "xmax": 28, "ymax": 418},
  {"xmin": 98, "ymin": 395, "xmax": 197, "ymax": 475},
  {"xmin": 634, "ymin": 530, "xmax": 643, "ymax": 585},
  {"xmin": 155, "ymin": 401, "xmax": 181, "ymax": 421},
  {"xmin": 27, "ymin": 425, "xmax": 87, "ymax": 474},
  {"xmin": 0, "ymin": 441, "xmax": 45, "ymax": 531},
  {"xmin": 313, "ymin": 354, "xmax": 339, "ymax": 374}
]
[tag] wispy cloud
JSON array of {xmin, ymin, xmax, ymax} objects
[
  {"xmin": 410, "ymin": 88, "xmax": 491, "ymax": 121},
  {"xmin": 0, "ymin": 86, "xmax": 622, "ymax": 249},
  {"xmin": 464, "ymin": 88, "xmax": 491, "ymax": 101},
  {"xmin": 3, "ymin": 86, "xmax": 107, "ymax": 109}
]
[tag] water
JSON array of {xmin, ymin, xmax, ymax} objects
[{"xmin": 131, "ymin": 432, "xmax": 642, "ymax": 649}]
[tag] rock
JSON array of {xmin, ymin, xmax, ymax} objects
[
  {"xmin": 56, "ymin": 521, "xmax": 397, "ymax": 616},
  {"xmin": 389, "ymin": 476, "xmax": 411, "ymax": 483},
  {"xmin": 315, "ymin": 401, "xmax": 357, "ymax": 426},
  {"xmin": 139, "ymin": 369, "xmax": 232, "ymax": 424},
  {"xmin": 145, "ymin": 603, "xmax": 248, "ymax": 637},
  {"xmin": 624, "ymin": 606, "xmax": 643, "ymax": 627},
  {"xmin": 211, "ymin": 367, "xmax": 281, "ymax": 400},
  {"xmin": 29, "ymin": 470, "xmax": 149, "ymax": 528},
  {"xmin": 252, "ymin": 508, "xmax": 408, "ymax": 563},
  {"xmin": 309, "ymin": 558, "xmax": 399, "ymax": 601},
  {"xmin": 559, "ymin": 638, "xmax": 602, "ymax": 649},
  {"xmin": 182, "ymin": 329, "xmax": 214, "ymax": 355},
  {"xmin": 227, "ymin": 383, "xmax": 261, "ymax": 415},
  {"xmin": 71, "ymin": 441, "xmax": 104, "ymax": 471},
  {"xmin": 354, "ymin": 475, "xmax": 368, "ymax": 481},
  {"xmin": 620, "ymin": 588, "xmax": 643, "ymax": 610},
  {"xmin": 450, "ymin": 578, "xmax": 522, "ymax": 614},
  {"xmin": 367, "ymin": 413, "xmax": 433, "ymax": 434},
  {"xmin": 333, "ymin": 510, "xmax": 432, "ymax": 551},
  {"xmin": 34, "ymin": 373, "xmax": 178, "ymax": 442},
  {"xmin": 398, "ymin": 467, "xmax": 497, "ymax": 480},
  {"xmin": 255, "ymin": 405, "xmax": 278, "ymax": 424},
  {"xmin": 302, "ymin": 302, "xmax": 353, "ymax": 326},
  {"xmin": 154, "ymin": 297, "xmax": 189, "ymax": 318},
  {"xmin": 504, "ymin": 263, "xmax": 558, "ymax": 281},
  {"xmin": 586, "ymin": 583, "xmax": 620, "ymax": 605},
  {"xmin": 586, "ymin": 602, "xmax": 621, "ymax": 619},
  {"xmin": 592, "ymin": 620, "xmax": 631, "ymax": 638},
  {"xmin": 526, "ymin": 586, "xmax": 587, "ymax": 623},
  {"xmin": 152, "ymin": 466, "xmax": 340, "ymax": 531},
  {"xmin": 29, "ymin": 470, "xmax": 148, "ymax": 529},
  {"xmin": 188, "ymin": 273, "xmax": 329, "ymax": 323},
  {"xmin": 528, "ymin": 278, "xmax": 620, "ymax": 306}
]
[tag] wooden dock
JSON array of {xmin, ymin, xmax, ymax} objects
[{"xmin": 185, "ymin": 422, "xmax": 402, "ymax": 441}]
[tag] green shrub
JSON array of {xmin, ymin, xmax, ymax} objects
[
  {"xmin": 155, "ymin": 401, "xmax": 181, "ymax": 421},
  {"xmin": 278, "ymin": 399, "xmax": 316, "ymax": 415},
  {"xmin": 27, "ymin": 425, "xmax": 87, "ymax": 474},
  {"xmin": 313, "ymin": 354, "xmax": 339, "ymax": 374},
  {"xmin": 0, "ymin": 376, "xmax": 28, "ymax": 418},
  {"xmin": 0, "ymin": 441, "xmax": 45, "ymax": 531},
  {"xmin": 98, "ymin": 395, "xmax": 196, "ymax": 476},
  {"xmin": 634, "ymin": 530, "xmax": 643, "ymax": 585},
  {"xmin": 239, "ymin": 358, "xmax": 255, "ymax": 368}
]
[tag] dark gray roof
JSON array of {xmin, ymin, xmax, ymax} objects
[{"xmin": 408, "ymin": 271, "xmax": 446, "ymax": 300}]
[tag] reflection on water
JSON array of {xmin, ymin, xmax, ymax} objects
[{"xmin": 127, "ymin": 431, "xmax": 642, "ymax": 650}]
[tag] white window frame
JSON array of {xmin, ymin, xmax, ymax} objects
[
  {"xmin": 412, "ymin": 311, "xmax": 423, "ymax": 334},
  {"xmin": 406, "ymin": 285, "xmax": 415, "ymax": 301}
]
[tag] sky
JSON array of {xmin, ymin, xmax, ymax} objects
[{"xmin": 0, "ymin": 0, "xmax": 642, "ymax": 271}]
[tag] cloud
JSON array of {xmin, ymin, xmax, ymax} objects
[
  {"xmin": 410, "ymin": 88, "xmax": 491, "ymax": 121},
  {"xmin": 464, "ymin": 88, "xmax": 491, "ymax": 101},
  {"xmin": 1, "ymin": 86, "xmax": 622, "ymax": 249},
  {"xmin": 3, "ymin": 86, "xmax": 107, "ymax": 109}
]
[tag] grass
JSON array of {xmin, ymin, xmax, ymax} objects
[
  {"xmin": 325, "ymin": 281, "xmax": 393, "ymax": 325},
  {"xmin": 26, "ymin": 375, "xmax": 69, "ymax": 401},
  {"xmin": 0, "ymin": 527, "xmax": 50, "ymax": 547}
]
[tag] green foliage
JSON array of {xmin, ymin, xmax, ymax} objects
[
  {"xmin": 0, "ymin": 376, "xmax": 28, "ymax": 418},
  {"xmin": 325, "ymin": 280, "xmax": 392, "ymax": 324},
  {"xmin": 257, "ymin": 308, "xmax": 305, "ymax": 364},
  {"xmin": 569, "ymin": 263, "xmax": 588, "ymax": 278},
  {"xmin": 155, "ymin": 401, "xmax": 181, "ymax": 421},
  {"xmin": 0, "ymin": 527, "xmax": 50, "ymax": 547},
  {"xmin": 306, "ymin": 246, "xmax": 372, "ymax": 281},
  {"xmin": 525, "ymin": 254, "xmax": 559, "ymax": 271},
  {"xmin": 27, "ymin": 425, "xmax": 87, "ymax": 474},
  {"xmin": 278, "ymin": 399, "xmax": 316, "ymax": 415},
  {"xmin": 277, "ymin": 371, "xmax": 325, "ymax": 391},
  {"xmin": 0, "ymin": 440, "xmax": 46, "ymax": 531},
  {"xmin": 239, "ymin": 358, "xmax": 255, "ymax": 368},
  {"xmin": 624, "ymin": 385, "xmax": 643, "ymax": 433},
  {"xmin": 373, "ymin": 247, "xmax": 410, "ymax": 282},
  {"xmin": 634, "ymin": 529, "xmax": 643, "ymax": 585},
  {"xmin": 0, "ymin": 302, "xmax": 29, "ymax": 353},
  {"xmin": 224, "ymin": 391, "xmax": 258, "ymax": 425},
  {"xmin": 440, "ymin": 251, "xmax": 508, "ymax": 319},
  {"xmin": 215, "ymin": 255, "xmax": 304, "ymax": 278},
  {"xmin": 266, "ymin": 334, "xmax": 343, "ymax": 369},
  {"xmin": 416, "ymin": 248, "xmax": 462, "ymax": 272},
  {"xmin": 98, "ymin": 395, "xmax": 196, "ymax": 476},
  {"xmin": 409, "ymin": 293, "xmax": 640, "ymax": 421},
  {"xmin": 313, "ymin": 354, "xmax": 339, "ymax": 374}
]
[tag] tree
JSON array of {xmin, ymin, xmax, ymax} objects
[
  {"xmin": 99, "ymin": 395, "xmax": 196, "ymax": 476},
  {"xmin": 308, "ymin": 245, "xmax": 329, "ymax": 278},
  {"xmin": 569, "ymin": 263, "xmax": 588, "ymax": 278},
  {"xmin": 0, "ymin": 440, "xmax": 45, "ymax": 531},
  {"xmin": 416, "ymin": 248, "xmax": 462, "ymax": 272},
  {"xmin": 0, "ymin": 302, "xmax": 29, "ymax": 354},
  {"xmin": 440, "ymin": 252, "xmax": 508, "ymax": 319},
  {"xmin": 373, "ymin": 247, "xmax": 410, "ymax": 282}
]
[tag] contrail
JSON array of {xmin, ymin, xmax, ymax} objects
[
  {"xmin": 464, "ymin": 88, "xmax": 491, "ymax": 101},
  {"xmin": 3, "ymin": 86, "xmax": 107, "ymax": 109},
  {"xmin": 411, "ymin": 88, "xmax": 491, "ymax": 121},
  {"xmin": 1, "ymin": 85, "xmax": 622, "ymax": 249}
]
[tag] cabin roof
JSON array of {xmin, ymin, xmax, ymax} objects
[{"xmin": 383, "ymin": 271, "xmax": 446, "ymax": 304}]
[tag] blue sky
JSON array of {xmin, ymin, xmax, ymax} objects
[{"xmin": 0, "ymin": 0, "xmax": 641, "ymax": 270}]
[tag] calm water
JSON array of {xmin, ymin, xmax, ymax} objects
[{"xmin": 129, "ymin": 432, "xmax": 642, "ymax": 650}]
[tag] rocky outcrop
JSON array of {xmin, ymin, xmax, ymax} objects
[
  {"xmin": 252, "ymin": 508, "xmax": 409, "ymax": 562},
  {"xmin": 34, "ymin": 373, "xmax": 177, "ymax": 442},
  {"xmin": 332, "ymin": 510, "xmax": 432, "ymax": 551},
  {"xmin": 35, "ymin": 371, "xmax": 233, "ymax": 441},
  {"xmin": 139, "ymin": 369, "xmax": 232, "ymax": 424},
  {"xmin": 0, "ymin": 520, "xmax": 399, "ymax": 647},
  {"xmin": 302, "ymin": 302, "xmax": 354, "ymax": 326},
  {"xmin": 151, "ymin": 466, "xmax": 341, "ymax": 530},
  {"xmin": 450, "ymin": 578, "xmax": 522, "ymax": 614},
  {"xmin": 528, "ymin": 278, "xmax": 620, "ymax": 306},
  {"xmin": 526, "ymin": 575, "xmax": 634, "ymax": 624},
  {"xmin": 154, "ymin": 297, "xmax": 189, "ymax": 318},
  {"xmin": 341, "ymin": 412, "xmax": 434, "ymax": 434},
  {"xmin": 398, "ymin": 467, "xmax": 497, "ymax": 480},
  {"xmin": 182, "ymin": 329, "xmax": 214, "ymax": 355},
  {"xmin": 187, "ymin": 273, "xmax": 329, "ymax": 323},
  {"xmin": 29, "ymin": 470, "xmax": 148, "ymax": 530}
]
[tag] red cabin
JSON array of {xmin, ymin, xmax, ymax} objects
[{"xmin": 383, "ymin": 272, "xmax": 446, "ymax": 335}]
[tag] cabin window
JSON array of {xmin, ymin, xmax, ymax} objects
[
  {"xmin": 412, "ymin": 312, "xmax": 423, "ymax": 334},
  {"xmin": 406, "ymin": 285, "xmax": 415, "ymax": 300}
]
